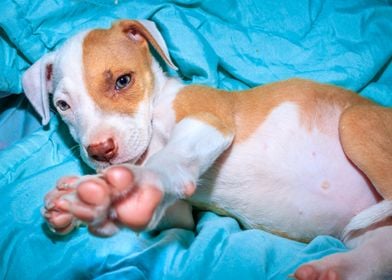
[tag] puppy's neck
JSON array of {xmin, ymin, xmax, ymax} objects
[
  {"xmin": 147, "ymin": 58, "xmax": 185, "ymax": 149},
  {"xmin": 151, "ymin": 57, "xmax": 184, "ymax": 108}
]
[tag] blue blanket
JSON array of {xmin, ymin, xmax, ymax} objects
[{"xmin": 0, "ymin": 1, "xmax": 391, "ymax": 279}]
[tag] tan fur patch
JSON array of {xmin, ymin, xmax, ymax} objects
[
  {"xmin": 174, "ymin": 79, "xmax": 371, "ymax": 143},
  {"xmin": 83, "ymin": 22, "xmax": 154, "ymax": 115},
  {"xmin": 173, "ymin": 85, "xmax": 235, "ymax": 135},
  {"xmin": 233, "ymin": 79, "xmax": 372, "ymax": 141},
  {"xmin": 340, "ymin": 105, "xmax": 392, "ymax": 199}
]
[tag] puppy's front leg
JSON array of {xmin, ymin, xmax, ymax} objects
[
  {"xmin": 43, "ymin": 113, "xmax": 233, "ymax": 235},
  {"xmin": 141, "ymin": 113, "xmax": 234, "ymax": 229}
]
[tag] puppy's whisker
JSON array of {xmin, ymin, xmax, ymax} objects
[{"xmin": 67, "ymin": 145, "xmax": 81, "ymax": 156}]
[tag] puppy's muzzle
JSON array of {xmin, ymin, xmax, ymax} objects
[{"xmin": 87, "ymin": 138, "xmax": 118, "ymax": 162}]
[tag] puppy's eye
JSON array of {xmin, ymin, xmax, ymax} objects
[
  {"xmin": 56, "ymin": 100, "xmax": 71, "ymax": 111},
  {"xmin": 115, "ymin": 74, "xmax": 132, "ymax": 91}
]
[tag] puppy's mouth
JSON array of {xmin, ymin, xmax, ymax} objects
[
  {"xmin": 95, "ymin": 148, "xmax": 148, "ymax": 169},
  {"xmin": 134, "ymin": 149, "xmax": 148, "ymax": 165},
  {"xmin": 84, "ymin": 137, "xmax": 150, "ymax": 170}
]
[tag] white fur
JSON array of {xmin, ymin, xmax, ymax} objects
[
  {"xmin": 143, "ymin": 62, "xmax": 185, "ymax": 161},
  {"xmin": 22, "ymin": 52, "xmax": 56, "ymax": 125},
  {"xmin": 147, "ymin": 117, "xmax": 234, "ymax": 196},
  {"xmin": 342, "ymin": 200, "xmax": 392, "ymax": 241},
  {"xmin": 137, "ymin": 20, "xmax": 177, "ymax": 70}
]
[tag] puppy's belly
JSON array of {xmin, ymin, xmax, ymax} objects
[{"xmin": 190, "ymin": 102, "xmax": 380, "ymax": 241}]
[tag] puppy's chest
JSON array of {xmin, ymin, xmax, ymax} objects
[{"xmin": 188, "ymin": 103, "xmax": 305, "ymax": 203}]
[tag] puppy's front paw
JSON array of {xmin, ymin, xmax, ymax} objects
[{"xmin": 42, "ymin": 165, "xmax": 165, "ymax": 236}]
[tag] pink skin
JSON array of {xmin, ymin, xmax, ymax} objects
[
  {"xmin": 294, "ymin": 265, "xmax": 340, "ymax": 280},
  {"xmin": 43, "ymin": 166, "xmax": 173, "ymax": 236}
]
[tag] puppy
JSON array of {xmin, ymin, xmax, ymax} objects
[{"xmin": 23, "ymin": 20, "xmax": 392, "ymax": 279}]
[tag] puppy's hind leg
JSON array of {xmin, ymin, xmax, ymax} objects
[
  {"xmin": 294, "ymin": 224, "xmax": 392, "ymax": 280},
  {"xmin": 339, "ymin": 104, "xmax": 392, "ymax": 199}
]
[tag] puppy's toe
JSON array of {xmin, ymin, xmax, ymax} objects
[
  {"xmin": 56, "ymin": 176, "xmax": 79, "ymax": 190},
  {"xmin": 102, "ymin": 165, "xmax": 136, "ymax": 196},
  {"xmin": 76, "ymin": 178, "xmax": 110, "ymax": 206},
  {"xmin": 43, "ymin": 209, "xmax": 78, "ymax": 235},
  {"xmin": 294, "ymin": 264, "xmax": 319, "ymax": 280},
  {"xmin": 114, "ymin": 182, "xmax": 163, "ymax": 231},
  {"xmin": 295, "ymin": 255, "xmax": 345, "ymax": 280}
]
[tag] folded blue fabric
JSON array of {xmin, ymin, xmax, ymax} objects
[{"xmin": 0, "ymin": 0, "xmax": 391, "ymax": 279}]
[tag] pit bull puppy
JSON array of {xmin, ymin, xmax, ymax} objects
[{"xmin": 22, "ymin": 19, "xmax": 392, "ymax": 279}]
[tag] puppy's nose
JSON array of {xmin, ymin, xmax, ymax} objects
[{"xmin": 87, "ymin": 138, "xmax": 118, "ymax": 162}]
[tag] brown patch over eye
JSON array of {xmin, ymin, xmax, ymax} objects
[{"xmin": 82, "ymin": 28, "xmax": 154, "ymax": 115}]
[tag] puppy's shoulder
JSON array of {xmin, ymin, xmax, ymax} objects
[{"xmin": 172, "ymin": 84, "xmax": 235, "ymax": 129}]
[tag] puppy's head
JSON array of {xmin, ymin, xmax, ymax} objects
[{"xmin": 22, "ymin": 20, "xmax": 177, "ymax": 170}]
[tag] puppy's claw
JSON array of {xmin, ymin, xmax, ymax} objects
[
  {"xmin": 57, "ymin": 182, "xmax": 72, "ymax": 190},
  {"xmin": 46, "ymin": 218, "xmax": 82, "ymax": 235},
  {"xmin": 43, "ymin": 210, "xmax": 53, "ymax": 219},
  {"xmin": 88, "ymin": 220, "xmax": 119, "ymax": 237},
  {"xmin": 45, "ymin": 201, "xmax": 55, "ymax": 210},
  {"xmin": 109, "ymin": 208, "xmax": 118, "ymax": 220}
]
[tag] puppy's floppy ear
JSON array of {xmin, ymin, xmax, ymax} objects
[
  {"xmin": 22, "ymin": 52, "xmax": 56, "ymax": 126},
  {"xmin": 116, "ymin": 19, "xmax": 178, "ymax": 70}
]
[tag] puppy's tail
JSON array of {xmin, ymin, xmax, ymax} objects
[{"xmin": 342, "ymin": 199, "xmax": 392, "ymax": 242}]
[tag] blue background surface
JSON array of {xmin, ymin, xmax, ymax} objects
[{"xmin": 0, "ymin": 0, "xmax": 391, "ymax": 279}]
